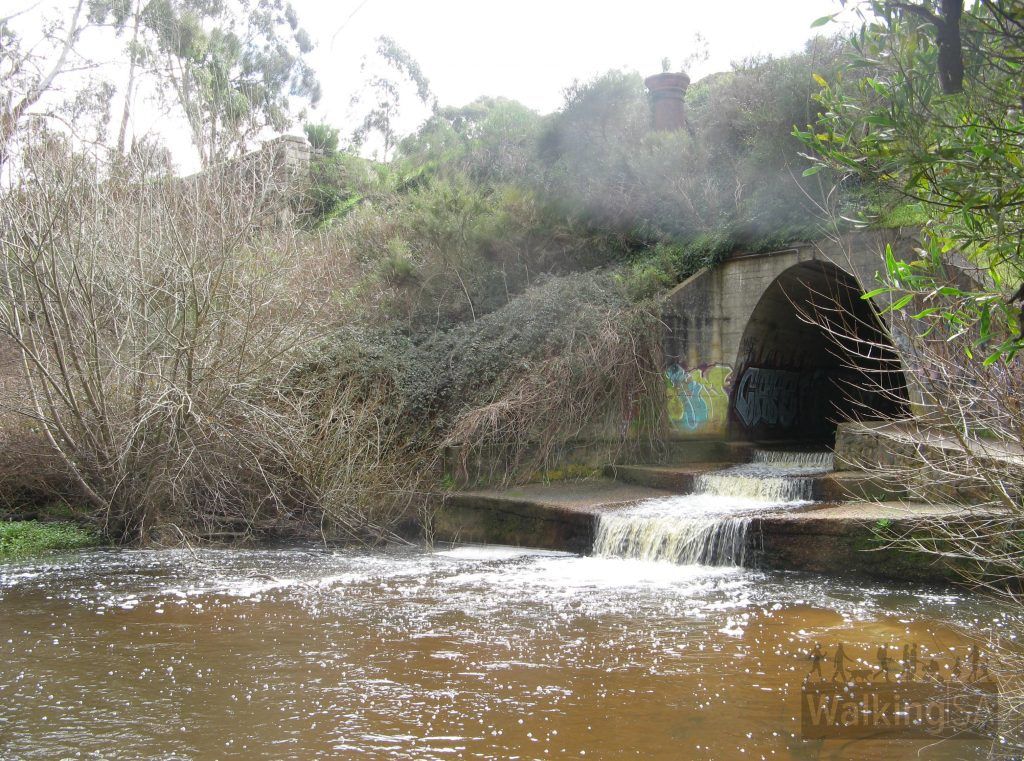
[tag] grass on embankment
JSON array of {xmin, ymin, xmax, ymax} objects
[{"xmin": 0, "ymin": 520, "xmax": 101, "ymax": 561}]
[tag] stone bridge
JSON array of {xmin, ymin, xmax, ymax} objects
[{"xmin": 661, "ymin": 230, "xmax": 917, "ymax": 444}]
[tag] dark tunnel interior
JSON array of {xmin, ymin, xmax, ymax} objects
[{"xmin": 729, "ymin": 261, "xmax": 909, "ymax": 444}]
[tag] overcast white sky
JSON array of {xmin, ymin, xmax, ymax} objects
[
  {"xmin": 301, "ymin": 0, "xmax": 851, "ymax": 124},
  {"xmin": 197, "ymin": 0, "xmax": 853, "ymax": 166}
]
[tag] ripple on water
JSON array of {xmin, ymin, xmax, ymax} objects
[{"xmin": 0, "ymin": 544, "xmax": 1009, "ymax": 761}]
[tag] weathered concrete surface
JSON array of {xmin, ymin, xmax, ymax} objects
[
  {"xmin": 661, "ymin": 230, "xmax": 916, "ymax": 441},
  {"xmin": 835, "ymin": 421, "xmax": 1024, "ymax": 504},
  {"xmin": 442, "ymin": 438, "xmax": 753, "ymax": 487},
  {"xmin": 603, "ymin": 463, "xmax": 730, "ymax": 492},
  {"xmin": 431, "ymin": 479, "xmax": 971, "ymax": 582},
  {"xmin": 836, "ymin": 420, "xmax": 1024, "ymax": 469},
  {"xmin": 431, "ymin": 480, "xmax": 673, "ymax": 554},
  {"xmin": 603, "ymin": 463, "xmax": 909, "ymax": 502},
  {"xmin": 749, "ymin": 502, "xmax": 966, "ymax": 582}
]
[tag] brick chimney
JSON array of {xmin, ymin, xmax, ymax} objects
[{"xmin": 644, "ymin": 72, "xmax": 690, "ymax": 131}]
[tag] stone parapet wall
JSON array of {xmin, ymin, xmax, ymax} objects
[{"xmin": 180, "ymin": 134, "xmax": 312, "ymax": 229}]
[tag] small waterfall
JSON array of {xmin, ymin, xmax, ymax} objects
[
  {"xmin": 696, "ymin": 450, "xmax": 835, "ymax": 502},
  {"xmin": 596, "ymin": 512, "xmax": 752, "ymax": 566},
  {"xmin": 594, "ymin": 449, "xmax": 833, "ymax": 567},
  {"xmin": 752, "ymin": 449, "xmax": 834, "ymax": 469}
]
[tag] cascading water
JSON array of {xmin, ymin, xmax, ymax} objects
[{"xmin": 594, "ymin": 450, "xmax": 834, "ymax": 567}]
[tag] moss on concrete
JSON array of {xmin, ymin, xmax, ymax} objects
[{"xmin": 528, "ymin": 464, "xmax": 602, "ymax": 484}]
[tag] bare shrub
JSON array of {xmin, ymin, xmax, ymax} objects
[
  {"xmin": 0, "ymin": 135, "xmax": 323, "ymax": 542},
  {"xmin": 0, "ymin": 133, "xmax": 669, "ymax": 546},
  {"xmin": 286, "ymin": 271, "xmax": 667, "ymax": 499},
  {"xmin": 282, "ymin": 353, "xmax": 432, "ymax": 543},
  {"xmin": 444, "ymin": 300, "xmax": 665, "ymax": 484},
  {"xmin": 836, "ymin": 308, "xmax": 1024, "ymax": 582},
  {"xmin": 795, "ymin": 248, "xmax": 1024, "ymax": 577}
]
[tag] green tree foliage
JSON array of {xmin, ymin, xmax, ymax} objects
[
  {"xmin": 397, "ymin": 97, "xmax": 544, "ymax": 186},
  {"xmin": 798, "ymin": 0, "xmax": 1024, "ymax": 361},
  {"xmin": 304, "ymin": 122, "xmax": 339, "ymax": 155},
  {"xmin": 303, "ymin": 95, "xmax": 627, "ymax": 324},
  {"xmin": 90, "ymin": 0, "xmax": 320, "ymax": 166},
  {"xmin": 350, "ymin": 36, "xmax": 436, "ymax": 161}
]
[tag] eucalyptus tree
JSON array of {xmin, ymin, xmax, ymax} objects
[
  {"xmin": 0, "ymin": 0, "xmax": 109, "ymax": 170},
  {"xmin": 90, "ymin": 0, "xmax": 321, "ymax": 166},
  {"xmin": 800, "ymin": 0, "xmax": 1024, "ymax": 361},
  {"xmin": 349, "ymin": 36, "xmax": 436, "ymax": 161}
]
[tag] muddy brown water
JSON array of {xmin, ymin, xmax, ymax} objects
[{"xmin": 0, "ymin": 545, "xmax": 1010, "ymax": 760}]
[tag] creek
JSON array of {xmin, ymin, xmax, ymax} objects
[{"xmin": 0, "ymin": 541, "xmax": 1005, "ymax": 759}]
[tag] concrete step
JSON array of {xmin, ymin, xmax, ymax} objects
[
  {"xmin": 818, "ymin": 471, "xmax": 909, "ymax": 502},
  {"xmin": 657, "ymin": 440, "xmax": 756, "ymax": 464},
  {"xmin": 602, "ymin": 463, "xmax": 731, "ymax": 491},
  {"xmin": 432, "ymin": 479, "xmax": 674, "ymax": 554},
  {"xmin": 604, "ymin": 463, "xmax": 909, "ymax": 502},
  {"xmin": 430, "ymin": 479, "xmax": 981, "ymax": 582},
  {"xmin": 749, "ymin": 501, "xmax": 969, "ymax": 581}
]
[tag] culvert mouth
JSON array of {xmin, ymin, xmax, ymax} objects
[{"xmin": 729, "ymin": 261, "xmax": 909, "ymax": 444}]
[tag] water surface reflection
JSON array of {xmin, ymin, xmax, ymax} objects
[{"xmin": 0, "ymin": 545, "xmax": 1004, "ymax": 759}]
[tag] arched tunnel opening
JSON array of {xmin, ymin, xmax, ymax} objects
[{"xmin": 729, "ymin": 261, "xmax": 909, "ymax": 444}]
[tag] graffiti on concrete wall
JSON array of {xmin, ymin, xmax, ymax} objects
[
  {"xmin": 733, "ymin": 367, "xmax": 800, "ymax": 428},
  {"xmin": 665, "ymin": 364, "xmax": 732, "ymax": 433},
  {"xmin": 733, "ymin": 366, "xmax": 831, "ymax": 431}
]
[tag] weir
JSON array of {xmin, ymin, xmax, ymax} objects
[
  {"xmin": 434, "ymin": 423, "xmax": 970, "ymax": 582},
  {"xmin": 593, "ymin": 450, "xmax": 834, "ymax": 566}
]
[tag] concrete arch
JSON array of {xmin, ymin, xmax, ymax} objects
[
  {"xmin": 661, "ymin": 231, "xmax": 918, "ymax": 441},
  {"xmin": 728, "ymin": 260, "xmax": 909, "ymax": 443}
]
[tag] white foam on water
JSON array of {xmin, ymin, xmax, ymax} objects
[
  {"xmin": 440, "ymin": 554, "xmax": 744, "ymax": 594},
  {"xmin": 433, "ymin": 545, "xmax": 575, "ymax": 561},
  {"xmin": 594, "ymin": 448, "xmax": 833, "ymax": 567}
]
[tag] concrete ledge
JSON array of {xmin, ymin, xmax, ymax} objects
[
  {"xmin": 602, "ymin": 463, "xmax": 729, "ymax": 491},
  {"xmin": 835, "ymin": 421, "xmax": 1023, "ymax": 504},
  {"xmin": 600, "ymin": 465, "xmax": 907, "ymax": 502},
  {"xmin": 430, "ymin": 480, "xmax": 978, "ymax": 583},
  {"xmin": 813, "ymin": 471, "xmax": 909, "ymax": 502},
  {"xmin": 430, "ymin": 480, "xmax": 673, "ymax": 554},
  {"xmin": 659, "ymin": 440, "xmax": 756, "ymax": 463},
  {"xmin": 748, "ymin": 503, "xmax": 964, "ymax": 582}
]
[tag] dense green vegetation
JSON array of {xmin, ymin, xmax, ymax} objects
[
  {"xmin": 801, "ymin": 0, "xmax": 1024, "ymax": 362},
  {"xmin": 0, "ymin": 521, "xmax": 100, "ymax": 561},
  {"xmin": 300, "ymin": 37, "xmax": 856, "ymax": 332}
]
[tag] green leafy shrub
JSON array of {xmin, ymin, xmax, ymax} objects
[
  {"xmin": 304, "ymin": 123, "xmax": 340, "ymax": 155},
  {"xmin": 0, "ymin": 520, "xmax": 100, "ymax": 561}
]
